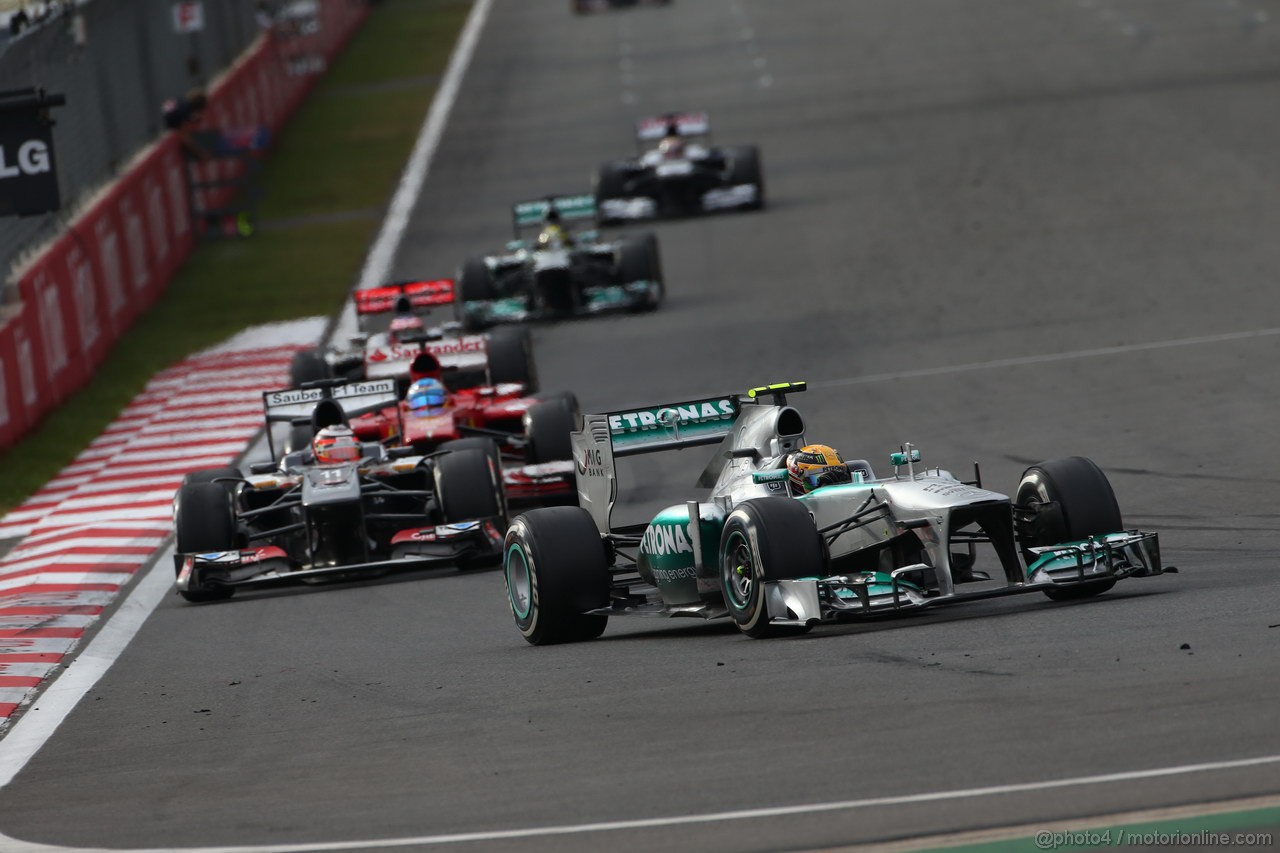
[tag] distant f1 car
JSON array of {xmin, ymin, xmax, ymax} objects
[
  {"xmin": 455, "ymin": 194, "xmax": 663, "ymax": 329},
  {"xmin": 595, "ymin": 112, "xmax": 764, "ymax": 223},
  {"xmin": 572, "ymin": 0, "xmax": 670, "ymax": 14},
  {"xmin": 503, "ymin": 382, "xmax": 1168, "ymax": 643},
  {"xmin": 347, "ymin": 364, "xmax": 580, "ymax": 506},
  {"xmin": 289, "ymin": 279, "xmax": 538, "ymax": 397},
  {"xmin": 172, "ymin": 379, "xmax": 506, "ymax": 603}
]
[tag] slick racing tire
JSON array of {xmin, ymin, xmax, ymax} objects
[
  {"xmin": 438, "ymin": 438, "xmax": 503, "ymax": 481},
  {"xmin": 486, "ymin": 326, "xmax": 539, "ymax": 392},
  {"xmin": 1015, "ymin": 457, "xmax": 1122, "ymax": 601},
  {"xmin": 504, "ymin": 507, "xmax": 609, "ymax": 645},
  {"xmin": 289, "ymin": 348, "xmax": 331, "ymax": 388},
  {"xmin": 435, "ymin": 447, "xmax": 504, "ymax": 525},
  {"xmin": 435, "ymin": 447, "xmax": 505, "ymax": 571},
  {"xmin": 457, "ymin": 257, "xmax": 497, "ymax": 331},
  {"xmin": 524, "ymin": 397, "xmax": 576, "ymax": 464},
  {"xmin": 438, "ymin": 438, "xmax": 507, "ymax": 528},
  {"xmin": 719, "ymin": 497, "xmax": 824, "ymax": 638},
  {"xmin": 724, "ymin": 145, "xmax": 765, "ymax": 210},
  {"xmin": 174, "ymin": 483, "xmax": 238, "ymax": 602},
  {"xmin": 180, "ymin": 466, "xmax": 242, "ymax": 496},
  {"xmin": 594, "ymin": 161, "xmax": 631, "ymax": 224},
  {"xmin": 616, "ymin": 233, "xmax": 664, "ymax": 311}
]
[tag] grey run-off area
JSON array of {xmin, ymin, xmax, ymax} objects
[{"xmin": 2, "ymin": 0, "xmax": 1280, "ymax": 851}]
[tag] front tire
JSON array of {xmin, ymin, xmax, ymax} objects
[
  {"xmin": 719, "ymin": 497, "xmax": 824, "ymax": 638},
  {"xmin": 724, "ymin": 145, "xmax": 765, "ymax": 210},
  {"xmin": 174, "ymin": 483, "xmax": 238, "ymax": 602},
  {"xmin": 505, "ymin": 507, "xmax": 610, "ymax": 645},
  {"xmin": 1016, "ymin": 457, "xmax": 1122, "ymax": 601},
  {"xmin": 435, "ymin": 446, "xmax": 506, "ymax": 570},
  {"xmin": 594, "ymin": 161, "xmax": 631, "ymax": 224}
]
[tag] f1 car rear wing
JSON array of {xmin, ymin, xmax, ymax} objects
[
  {"xmin": 353, "ymin": 280, "xmax": 455, "ymax": 315},
  {"xmin": 572, "ymin": 393, "xmax": 742, "ymax": 533},
  {"xmin": 262, "ymin": 378, "xmax": 401, "ymax": 460},
  {"xmin": 571, "ymin": 383, "xmax": 809, "ymax": 532},
  {"xmin": 635, "ymin": 112, "xmax": 710, "ymax": 142},
  {"xmin": 511, "ymin": 194, "xmax": 597, "ymax": 234}
]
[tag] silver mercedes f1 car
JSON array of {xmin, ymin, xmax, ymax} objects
[
  {"xmin": 455, "ymin": 194, "xmax": 663, "ymax": 329},
  {"xmin": 503, "ymin": 382, "xmax": 1168, "ymax": 643}
]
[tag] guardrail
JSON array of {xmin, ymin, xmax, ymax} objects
[{"xmin": 0, "ymin": 0, "xmax": 370, "ymax": 451}]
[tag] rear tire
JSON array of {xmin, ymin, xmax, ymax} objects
[
  {"xmin": 1016, "ymin": 457, "xmax": 1122, "ymax": 601},
  {"xmin": 524, "ymin": 398, "xmax": 576, "ymax": 464},
  {"xmin": 719, "ymin": 497, "xmax": 824, "ymax": 638},
  {"xmin": 724, "ymin": 145, "xmax": 765, "ymax": 210},
  {"xmin": 504, "ymin": 507, "xmax": 610, "ymax": 644},
  {"xmin": 174, "ymin": 483, "xmax": 238, "ymax": 602},
  {"xmin": 289, "ymin": 348, "xmax": 330, "ymax": 388},
  {"xmin": 487, "ymin": 326, "xmax": 538, "ymax": 392},
  {"xmin": 616, "ymin": 233, "xmax": 663, "ymax": 311}
]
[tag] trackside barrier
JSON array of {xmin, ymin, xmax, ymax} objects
[{"xmin": 0, "ymin": 0, "xmax": 370, "ymax": 453}]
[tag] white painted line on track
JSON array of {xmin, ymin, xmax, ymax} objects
[
  {"xmin": 811, "ymin": 324, "xmax": 1280, "ymax": 390},
  {"xmin": 2, "ymin": 752, "xmax": 1279, "ymax": 851},
  {"xmin": 352, "ymin": 0, "xmax": 495, "ymax": 297}
]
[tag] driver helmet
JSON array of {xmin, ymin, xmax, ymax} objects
[
  {"xmin": 407, "ymin": 377, "xmax": 449, "ymax": 415},
  {"xmin": 312, "ymin": 425, "xmax": 362, "ymax": 466},
  {"xmin": 388, "ymin": 314, "xmax": 424, "ymax": 341},
  {"xmin": 658, "ymin": 135, "xmax": 685, "ymax": 159},
  {"xmin": 787, "ymin": 444, "xmax": 852, "ymax": 494},
  {"xmin": 537, "ymin": 223, "xmax": 571, "ymax": 249}
]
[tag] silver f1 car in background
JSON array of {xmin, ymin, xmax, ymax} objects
[
  {"xmin": 503, "ymin": 382, "xmax": 1168, "ymax": 643},
  {"xmin": 595, "ymin": 112, "xmax": 764, "ymax": 223},
  {"xmin": 172, "ymin": 378, "xmax": 506, "ymax": 603},
  {"xmin": 455, "ymin": 194, "xmax": 664, "ymax": 329}
]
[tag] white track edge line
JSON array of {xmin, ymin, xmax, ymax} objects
[{"xmin": 2, "ymin": 752, "xmax": 1279, "ymax": 852}]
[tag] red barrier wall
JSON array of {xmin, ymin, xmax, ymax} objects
[{"xmin": 0, "ymin": 0, "xmax": 369, "ymax": 451}]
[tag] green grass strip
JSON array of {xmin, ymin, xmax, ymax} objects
[{"xmin": 0, "ymin": 0, "xmax": 472, "ymax": 516}]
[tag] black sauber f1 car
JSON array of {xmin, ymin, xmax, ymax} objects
[
  {"xmin": 595, "ymin": 112, "xmax": 764, "ymax": 223},
  {"xmin": 455, "ymin": 194, "xmax": 663, "ymax": 329},
  {"xmin": 572, "ymin": 0, "xmax": 670, "ymax": 14},
  {"xmin": 172, "ymin": 379, "xmax": 506, "ymax": 603}
]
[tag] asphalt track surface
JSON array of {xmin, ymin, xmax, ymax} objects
[{"xmin": 3, "ymin": 0, "xmax": 1280, "ymax": 850}]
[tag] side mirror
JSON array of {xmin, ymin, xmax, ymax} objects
[{"xmin": 249, "ymin": 461, "xmax": 276, "ymax": 474}]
